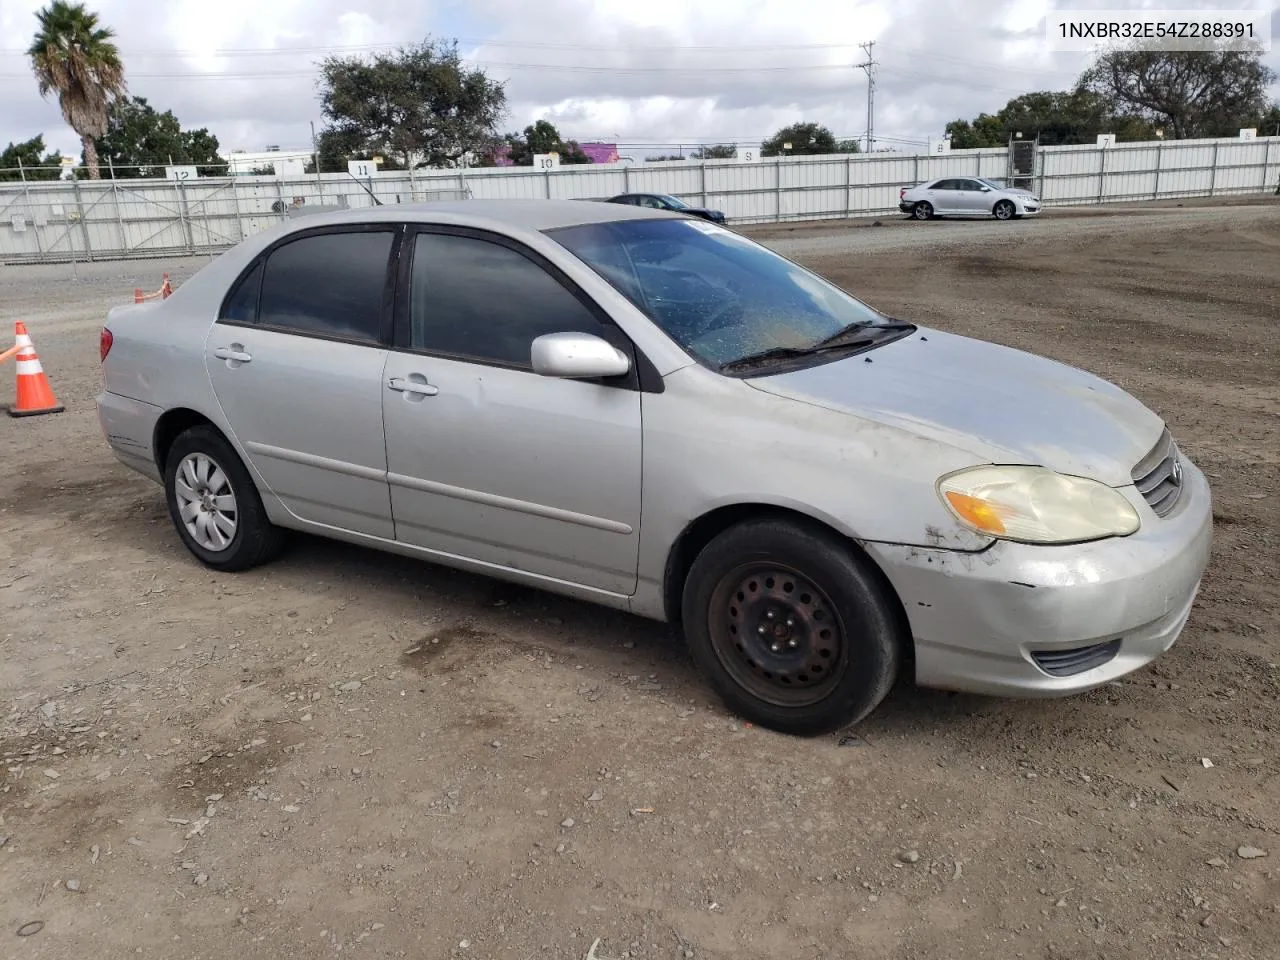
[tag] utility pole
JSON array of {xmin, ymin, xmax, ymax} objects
[{"xmin": 856, "ymin": 41, "xmax": 878, "ymax": 154}]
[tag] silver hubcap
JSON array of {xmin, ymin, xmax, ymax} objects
[{"xmin": 174, "ymin": 453, "xmax": 237, "ymax": 552}]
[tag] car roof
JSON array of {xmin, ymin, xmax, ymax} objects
[{"xmin": 275, "ymin": 198, "xmax": 678, "ymax": 233}]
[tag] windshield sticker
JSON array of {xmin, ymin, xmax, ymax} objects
[{"xmin": 683, "ymin": 219, "xmax": 723, "ymax": 235}]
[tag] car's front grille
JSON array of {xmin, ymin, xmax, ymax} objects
[
  {"xmin": 1031, "ymin": 639, "xmax": 1122, "ymax": 677},
  {"xmin": 1132, "ymin": 428, "xmax": 1184, "ymax": 517}
]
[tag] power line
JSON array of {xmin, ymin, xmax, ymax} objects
[
  {"xmin": 0, "ymin": 37, "xmax": 870, "ymax": 57},
  {"xmin": 0, "ymin": 59, "xmax": 870, "ymax": 81},
  {"xmin": 856, "ymin": 41, "xmax": 877, "ymax": 153}
]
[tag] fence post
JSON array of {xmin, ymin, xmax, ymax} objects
[
  {"xmin": 18, "ymin": 159, "xmax": 42, "ymax": 262},
  {"xmin": 1209, "ymin": 140, "xmax": 1219, "ymax": 196},
  {"xmin": 913, "ymin": 154, "xmax": 919, "ymax": 186},
  {"xmin": 1153, "ymin": 140, "xmax": 1163, "ymax": 200},
  {"xmin": 775, "ymin": 155, "xmax": 782, "ymax": 222},
  {"xmin": 230, "ymin": 175, "xmax": 245, "ymax": 241},
  {"xmin": 1096, "ymin": 145, "xmax": 1107, "ymax": 204},
  {"xmin": 70, "ymin": 176, "xmax": 93, "ymax": 262},
  {"xmin": 623, "ymin": 164, "xmax": 630, "ymax": 193},
  {"xmin": 700, "ymin": 161, "xmax": 707, "ymax": 208},
  {"xmin": 177, "ymin": 179, "xmax": 196, "ymax": 253},
  {"xmin": 845, "ymin": 155, "xmax": 852, "ymax": 218},
  {"xmin": 545, "ymin": 168, "xmax": 552, "ymax": 199},
  {"xmin": 111, "ymin": 178, "xmax": 127, "ymax": 252}
]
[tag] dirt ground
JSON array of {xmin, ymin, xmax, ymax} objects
[{"xmin": 2, "ymin": 197, "xmax": 1278, "ymax": 960}]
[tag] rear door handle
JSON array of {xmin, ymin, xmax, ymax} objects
[
  {"xmin": 213, "ymin": 346, "xmax": 251, "ymax": 363},
  {"xmin": 388, "ymin": 376, "xmax": 438, "ymax": 397}
]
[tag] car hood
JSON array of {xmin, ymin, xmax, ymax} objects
[{"xmin": 745, "ymin": 327, "xmax": 1164, "ymax": 487}]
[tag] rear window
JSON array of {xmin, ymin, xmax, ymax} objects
[{"xmin": 255, "ymin": 230, "xmax": 394, "ymax": 342}]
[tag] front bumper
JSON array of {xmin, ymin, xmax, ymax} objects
[{"xmin": 862, "ymin": 454, "xmax": 1213, "ymax": 697}]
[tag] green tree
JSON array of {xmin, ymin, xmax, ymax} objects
[
  {"xmin": 1078, "ymin": 44, "xmax": 1276, "ymax": 139},
  {"xmin": 316, "ymin": 37, "xmax": 506, "ymax": 169},
  {"xmin": 945, "ymin": 90, "xmax": 1158, "ymax": 147},
  {"xmin": 690, "ymin": 143, "xmax": 738, "ymax": 159},
  {"xmin": 834, "ymin": 139, "xmax": 862, "ymax": 153},
  {"xmin": 762, "ymin": 122, "xmax": 837, "ymax": 156},
  {"xmin": 88, "ymin": 95, "xmax": 223, "ymax": 177},
  {"xmin": 0, "ymin": 135, "xmax": 64, "ymax": 181},
  {"xmin": 1252, "ymin": 103, "xmax": 1280, "ymax": 137},
  {"xmin": 26, "ymin": 1, "xmax": 126, "ymax": 179},
  {"xmin": 502, "ymin": 119, "xmax": 590, "ymax": 165}
]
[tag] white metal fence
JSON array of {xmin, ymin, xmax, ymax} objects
[{"xmin": 1, "ymin": 135, "xmax": 1276, "ymax": 263}]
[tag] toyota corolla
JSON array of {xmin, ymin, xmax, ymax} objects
[{"xmin": 96, "ymin": 199, "xmax": 1212, "ymax": 735}]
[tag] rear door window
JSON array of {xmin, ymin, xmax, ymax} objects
[{"xmin": 255, "ymin": 229, "xmax": 395, "ymax": 342}]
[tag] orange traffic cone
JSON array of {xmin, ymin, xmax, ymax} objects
[{"xmin": 5, "ymin": 321, "xmax": 64, "ymax": 417}]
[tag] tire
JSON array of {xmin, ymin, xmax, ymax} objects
[
  {"xmin": 163, "ymin": 424, "xmax": 285, "ymax": 571},
  {"xmin": 680, "ymin": 518, "xmax": 904, "ymax": 736},
  {"xmin": 993, "ymin": 200, "xmax": 1016, "ymax": 220},
  {"xmin": 912, "ymin": 201, "xmax": 933, "ymax": 221}
]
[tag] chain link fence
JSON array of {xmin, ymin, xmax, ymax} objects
[{"xmin": 1, "ymin": 135, "xmax": 1276, "ymax": 264}]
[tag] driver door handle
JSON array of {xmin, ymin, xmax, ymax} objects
[{"xmin": 388, "ymin": 376, "xmax": 438, "ymax": 397}]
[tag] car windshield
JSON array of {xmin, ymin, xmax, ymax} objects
[
  {"xmin": 547, "ymin": 217, "xmax": 892, "ymax": 370},
  {"xmin": 656, "ymin": 194, "xmax": 688, "ymax": 209}
]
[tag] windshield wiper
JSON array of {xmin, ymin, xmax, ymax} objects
[
  {"xmin": 812, "ymin": 319, "xmax": 915, "ymax": 349},
  {"xmin": 718, "ymin": 344, "xmax": 840, "ymax": 372},
  {"xmin": 719, "ymin": 320, "xmax": 916, "ymax": 373}
]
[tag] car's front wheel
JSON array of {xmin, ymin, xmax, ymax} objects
[
  {"xmin": 912, "ymin": 201, "xmax": 933, "ymax": 221},
  {"xmin": 993, "ymin": 199, "xmax": 1016, "ymax": 220},
  {"xmin": 163, "ymin": 424, "xmax": 284, "ymax": 571},
  {"xmin": 681, "ymin": 518, "xmax": 904, "ymax": 735}
]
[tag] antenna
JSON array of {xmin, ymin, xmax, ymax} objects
[{"xmin": 856, "ymin": 41, "xmax": 878, "ymax": 154}]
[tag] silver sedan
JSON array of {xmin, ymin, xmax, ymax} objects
[
  {"xmin": 900, "ymin": 177, "xmax": 1042, "ymax": 220},
  {"xmin": 95, "ymin": 199, "xmax": 1211, "ymax": 735}
]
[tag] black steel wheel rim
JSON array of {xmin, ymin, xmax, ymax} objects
[{"xmin": 706, "ymin": 562, "xmax": 848, "ymax": 707}]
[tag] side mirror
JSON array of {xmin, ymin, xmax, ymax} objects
[
  {"xmin": 979, "ymin": 186, "xmax": 991, "ymax": 192},
  {"xmin": 531, "ymin": 332, "xmax": 631, "ymax": 379}
]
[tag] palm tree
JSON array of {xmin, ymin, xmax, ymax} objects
[{"xmin": 27, "ymin": 1, "xmax": 125, "ymax": 180}]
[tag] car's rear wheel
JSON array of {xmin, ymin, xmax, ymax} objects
[
  {"xmin": 681, "ymin": 518, "xmax": 903, "ymax": 735},
  {"xmin": 993, "ymin": 200, "xmax": 1016, "ymax": 220},
  {"xmin": 912, "ymin": 201, "xmax": 933, "ymax": 221},
  {"xmin": 163, "ymin": 425, "xmax": 284, "ymax": 571}
]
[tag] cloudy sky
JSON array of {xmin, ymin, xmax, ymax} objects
[{"xmin": 2, "ymin": 0, "xmax": 1278, "ymax": 161}]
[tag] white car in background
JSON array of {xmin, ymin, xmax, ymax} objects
[{"xmin": 899, "ymin": 177, "xmax": 1041, "ymax": 221}]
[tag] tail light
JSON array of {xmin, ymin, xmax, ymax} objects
[
  {"xmin": 899, "ymin": 186, "xmax": 906, "ymax": 200},
  {"xmin": 100, "ymin": 327, "xmax": 113, "ymax": 362}
]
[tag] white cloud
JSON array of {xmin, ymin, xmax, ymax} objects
[{"xmin": 2, "ymin": 0, "xmax": 1277, "ymax": 162}]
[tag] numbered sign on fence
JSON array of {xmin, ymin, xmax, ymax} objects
[
  {"xmin": 929, "ymin": 139, "xmax": 951, "ymax": 155},
  {"xmin": 348, "ymin": 160, "xmax": 378, "ymax": 179},
  {"xmin": 532, "ymin": 153, "xmax": 560, "ymax": 170},
  {"xmin": 734, "ymin": 148, "xmax": 757, "ymax": 163},
  {"xmin": 1239, "ymin": 128, "xmax": 1257, "ymax": 140},
  {"xmin": 166, "ymin": 166, "xmax": 198, "ymax": 181},
  {"xmin": 1096, "ymin": 134, "xmax": 1117, "ymax": 148}
]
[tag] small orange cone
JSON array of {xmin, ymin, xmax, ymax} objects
[{"xmin": 6, "ymin": 321, "xmax": 64, "ymax": 417}]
